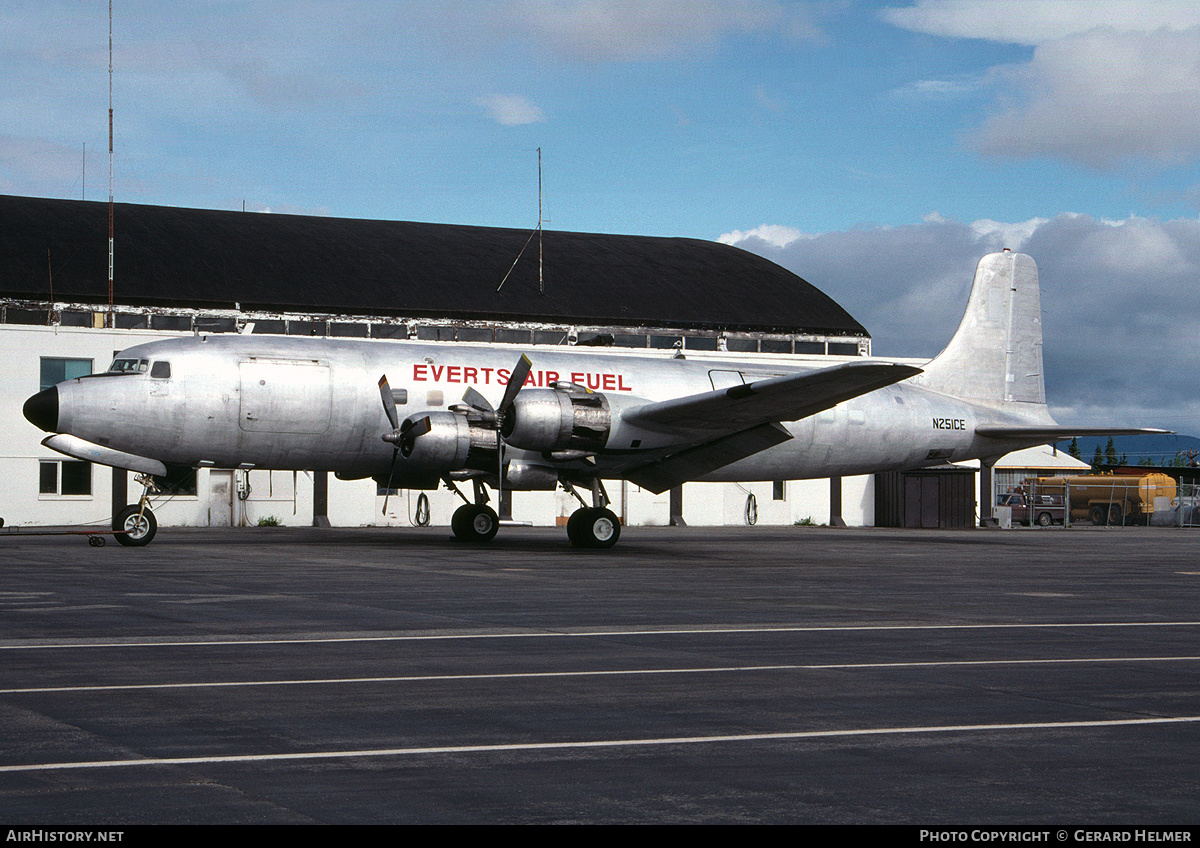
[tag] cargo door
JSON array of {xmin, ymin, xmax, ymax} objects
[{"xmin": 239, "ymin": 359, "xmax": 332, "ymax": 434}]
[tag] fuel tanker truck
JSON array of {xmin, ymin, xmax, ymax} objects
[{"xmin": 1018, "ymin": 473, "xmax": 1176, "ymax": 525}]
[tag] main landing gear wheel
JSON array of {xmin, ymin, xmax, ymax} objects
[
  {"xmin": 113, "ymin": 504, "xmax": 157, "ymax": 547},
  {"xmin": 567, "ymin": 507, "xmax": 621, "ymax": 549},
  {"xmin": 451, "ymin": 504, "xmax": 499, "ymax": 543}
]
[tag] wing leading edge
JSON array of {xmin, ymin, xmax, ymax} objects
[{"xmin": 622, "ymin": 361, "xmax": 923, "ymax": 493}]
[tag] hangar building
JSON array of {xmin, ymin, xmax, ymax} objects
[{"xmin": 1, "ymin": 193, "xmax": 878, "ymax": 531}]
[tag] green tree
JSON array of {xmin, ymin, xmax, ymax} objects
[
  {"xmin": 1092, "ymin": 445, "xmax": 1104, "ymax": 471},
  {"xmin": 1067, "ymin": 437, "xmax": 1082, "ymax": 460},
  {"xmin": 1104, "ymin": 437, "xmax": 1119, "ymax": 467}
]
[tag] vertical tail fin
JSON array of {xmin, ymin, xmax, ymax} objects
[{"xmin": 918, "ymin": 250, "xmax": 1045, "ymax": 406}]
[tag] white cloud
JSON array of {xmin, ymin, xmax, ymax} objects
[
  {"xmin": 884, "ymin": 2, "xmax": 1200, "ymax": 167},
  {"xmin": 718, "ymin": 223, "xmax": 809, "ymax": 248},
  {"xmin": 882, "ymin": 1, "xmax": 1200, "ymax": 45},
  {"xmin": 721, "ymin": 213, "xmax": 1200, "ymax": 433},
  {"xmin": 506, "ymin": 0, "xmax": 822, "ymax": 60},
  {"xmin": 477, "ymin": 94, "xmax": 546, "ymax": 126},
  {"xmin": 971, "ymin": 27, "xmax": 1200, "ymax": 167},
  {"xmin": 969, "ymin": 216, "xmax": 1048, "ymax": 249}
]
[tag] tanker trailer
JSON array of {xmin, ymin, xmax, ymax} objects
[{"xmin": 1021, "ymin": 474, "xmax": 1176, "ymax": 526}]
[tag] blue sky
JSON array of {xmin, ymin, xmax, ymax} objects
[{"xmin": 4, "ymin": 1, "xmax": 1200, "ymax": 435}]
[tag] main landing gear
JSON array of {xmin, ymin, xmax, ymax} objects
[
  {"xmin": 562, "ymin": 479, "xmax": 621, "ymax": 550},
  {"xmin": 447, "ymin": 478, "xmax": 500, "ymax": 544},
  {"xmin": 112, "ymin": 475, "xmax": 159, "ymax": 547},
  {"xmin": 441, "ymin": 476, "xmax": 622, "ymax": 548}
]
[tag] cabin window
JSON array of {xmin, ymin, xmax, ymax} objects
[
  {"xmin": 150, "ymin": 361, "xmax": 171, "ymax": 379},
  {"xmin": 773, "ymin": 480, "xmax": 786, "ymax": 501},
  {"xmin": 40, "ymin": 357, "xmax": 92, "ymax": 390},
  {"xmin": 39, "ymin": 460, "xmax": 92, "ymax": 496}
]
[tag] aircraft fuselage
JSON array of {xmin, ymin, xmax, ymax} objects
[{"xmin": 41, "ymin": 334, "xmax": 1026, "ymax": 485}]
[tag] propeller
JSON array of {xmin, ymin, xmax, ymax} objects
[
  {"xmin": 494, "ymin": 355, "xmax": 532, "ymax": 507},
  {"xmin": 377, "ymin": 355, "xmax": 533, "ymax": 514},
  {"xmin": 378, "ymin": 375, "xmax": 401, "ymax": 513},
  {"xmin": 455, "ymin": 355, "xmax": 532, "ymax": 507}
]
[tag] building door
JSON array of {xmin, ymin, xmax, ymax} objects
[{"xmin": 209, "ymin": 470, "xmax": 234, "ymax": 527}]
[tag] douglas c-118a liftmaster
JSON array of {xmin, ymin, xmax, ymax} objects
[{"xmin": 23, "ymin": 251, "xmax": 1163, "ymax": 548}]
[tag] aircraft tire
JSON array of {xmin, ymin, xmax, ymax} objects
[
  {"xmin": 566, "ymin": 508, "xmax": 587, "ymax": 547},
  {"xmin": 452, "ymin": 504, "xmax": 499, "ymax": 543},
  {"xmin": 568, "ymin": 507, "xmax": 620, "ymax": 549},
  {"xmin": 113, "ymin": 505, "xmax": 157, "ymax": 547}
]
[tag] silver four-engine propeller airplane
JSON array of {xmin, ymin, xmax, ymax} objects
[{"xmin": 23, "ymin": 250, "xmax": 1163, "ymax": 548}]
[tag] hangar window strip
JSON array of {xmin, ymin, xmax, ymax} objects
[{"xmin": 3, "ymin": 302, "xmax": 871, "ymax": 358}]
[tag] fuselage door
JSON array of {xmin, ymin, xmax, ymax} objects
[{"xmin": 239, "ymin": 359, "xmax": 332, "ymax": 434}]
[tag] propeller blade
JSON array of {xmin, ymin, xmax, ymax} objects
[
  {"xmin": 495, "ymin": 354, "xmax": 531, "ymax": 511},
  {"xmin": 463, "ymin": 385, "xmax": 494, "ymax": 414},
  {"xmin": 498, "ymin": 354, "xmax": 532, "ymax": 418},
  {"xmin": 378, "ymin": 375, "xmax": 400, "ymax": 431},
  {"xmin": 382, "ymin": 445, "xmax": 399, "ymax": 514}
]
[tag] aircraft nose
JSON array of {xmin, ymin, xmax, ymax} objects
[{"xmin": 23, "ymin": 386, "xmax": 59, "ymax": 432}]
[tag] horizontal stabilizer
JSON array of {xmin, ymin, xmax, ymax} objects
[
  {"xmin": 42, "ymin": 434, "xmax": 168, "ymax": 477},
  {"xmin": 624, "ymin": 361, "xmax": 923, "ymax": 439},
  {"xmin": 976, "ymin": 426, "xmax": 1173, "ymax": 440}
]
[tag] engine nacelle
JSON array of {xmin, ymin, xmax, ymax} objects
[
  {"xmin": 398, "ymin": 410, "xmax": 497, "ymax": 473},
  {"xmin": 501, "ymin": 387, "xmax": 610, "ymax": 453}
]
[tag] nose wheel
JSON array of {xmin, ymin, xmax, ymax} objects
[{"xmin": 112, "ymin": 503, "xmax": 157, "ymax": 547}]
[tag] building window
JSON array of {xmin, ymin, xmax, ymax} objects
[
  {"xmin": 773, "ymin": 480, "xmax": 786, "ymax": 501},
  {"xmin": 40, "ymin": 357, "xmax": 92, "ymax": 391},
  {"xmin": 40, "ymin": 460, "xmax": 92, "ymax": 496},
  {"xmin": 153, "ymin": 465, "xmax": 196, "ymax": 497}
]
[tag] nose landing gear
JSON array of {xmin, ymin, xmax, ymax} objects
[{"xmin": 112, "ymin": 475, "xmax": 159, "ymax": 547}]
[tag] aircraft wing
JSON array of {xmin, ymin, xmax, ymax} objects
[
  {"xmin": 620, "ymin": 361, "xmax": 922, "ymax": 493},
  {"xmin": 624, "ymin": 361, "xmax": 923, "ymax": 438}
]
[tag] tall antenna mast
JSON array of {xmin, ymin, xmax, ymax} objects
[
  {"xmin": 496, "ymin": 148, "xmax": 549, "ymax": 294},
  {"xmin": 107, "ymin": 0, "xmax": 114, "ymax": 326},
  {"xmin": 537, "ymin": 147, "xmax": 543, "ymax": 294}
]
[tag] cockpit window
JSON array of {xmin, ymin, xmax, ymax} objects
[
  {"xmin": 108, "ymin": 358, "xmax": 149, "ymax": 373},
  {"xmin": 150, "ymin": 361, "xmax": 171, "ymax": 379}
]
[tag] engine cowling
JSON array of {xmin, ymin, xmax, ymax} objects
[
  {"xmin": 398, "ymin": 410, "xmax": 497, "ymax": 473},
  {"xmin": 501, "ymin": 387, "xmax": 610, "ymax": 453}
]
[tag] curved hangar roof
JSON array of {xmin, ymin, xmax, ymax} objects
[{"xmin": 0, "ymin": 194, "xmax": 866, "ymax": 336}]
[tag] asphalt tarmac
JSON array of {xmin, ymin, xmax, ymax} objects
[{"xmin": 0, "ymin": 524, "xmax": 1198, "ymax": 824}]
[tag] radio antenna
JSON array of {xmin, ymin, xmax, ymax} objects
[
  {"xmin": 107, "ymin": 0, "xmax": 114, "ymax": 326},
  {"xmin": 537, "ymin": 146, "xmax": 543, "ymax": 294},
  {"xmin": 496, "ymin": 148, "xmax": 548, "ymax": 293}
]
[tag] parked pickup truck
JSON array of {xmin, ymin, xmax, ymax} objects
[{"xmin": 997, "ymin": 491, "xmax": 1066, "ymax": 526}]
